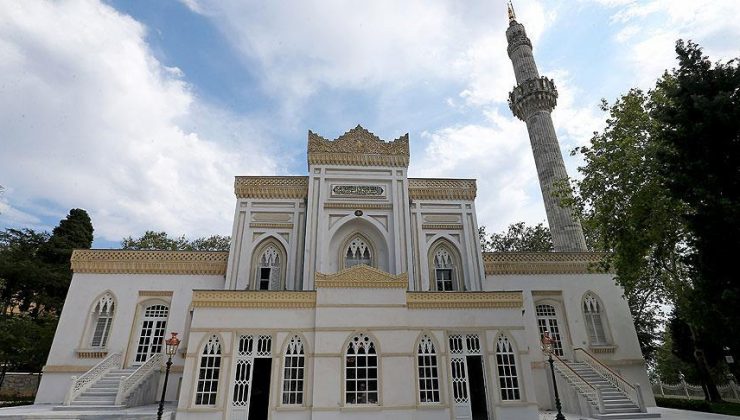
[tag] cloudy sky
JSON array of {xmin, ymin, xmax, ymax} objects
[{"xmin": 1, "ymin": 0, "xmax": 738, "ymax": 248}]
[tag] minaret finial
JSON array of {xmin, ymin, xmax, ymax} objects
[{"xmin": 507, "ymin": 0, "xmax": 516, "ymax": 22}]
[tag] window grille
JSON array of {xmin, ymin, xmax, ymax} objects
[
  {"xmin": 257, "ymin": 245, "xmax": 280, "ymax": 290},
  {"xmin": 417, "ymin": 334, "xmax": 440, "ymax": 403},
  {"xmin": 345, "ymin": 237, "xmax": 372, "ymax": 268},
  {"xmin": 90, "ymin": 293, "xmax": 115, "ymax": 348},
  {"xmin": 195, "ymin": 335, "xmax": 222, "ymax": 406},
  {"xmin": 282, "ymin": 335, "xmax": 305, "ymax": 405},
  {"xmin": 496, "ymin": 335, "xmax": 520, "ymax": 401},
  {"xmin": 583, "ymin": 294, "xmax": 608, "ymax": 345},
  {"xmin": 345, "ymin": 333, "xmax": 378, "ymax": 405},
  {"xmin": 434, "ymin": 248, "xmax": 455, "ymax": 291}
]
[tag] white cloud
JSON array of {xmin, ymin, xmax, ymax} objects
[{"xmin": 0, "ymin": 0, "xmax": 276, "ymax": 242}]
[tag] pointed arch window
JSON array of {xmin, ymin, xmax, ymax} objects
[
  {"xmin": 583, "ymin": 293, "xmax": 608, "ymax": 345},
  {"xmin": 417, "ymin": 334, "xmax": 440, "ymax": 403},
  {"xmin": 195, "ymin": 335, "xmax": 222, "ymax": 406},
  {"xmin": 257, "ymin": 245, "xmax": 281, "ymax": 290},
  {"xmin": 433, "ymin": 247, "xmax": 456, "ymax": 291},
  {"xmin": 345, "ymin": 236, "xmax": 372, "ymax": 268},
  {"xmin": 345, "ymin": 333, "xmax": 378, "ymax": 405},
  {"xmin": 90, "ymin": 293, "xmax": 115, "ymax": 348},
  {"xmin": 282, "ymin": 335, "xmax": 305, "ymax": 405},
  {"xmin": 495, "ymin": 335, "xmax": 521, "ymax": 401}
]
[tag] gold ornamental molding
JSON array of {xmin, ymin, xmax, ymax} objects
[
  {"xmin": 421, "ymin": 223, "xmax": 464, "ymax": 230},
  {"xmin": 75, "ymin": 349, "xmax": 108, "ymax": 359},
  {"xmin": 315, "ymin": 265, "xmax": 408, "ymax": 288},
  {"xmin": 234, "ymin": 176, "xmax": 308, "ymax": 199},
  {"xmin": 483, "ymin": 252, "xmax": 609, "ymax": 275},
  {"xmin": 42, "ymin": 365, "xmax": 91, "ymax": 373},
  {"xmin": 308, "ymin": 125, "xmax": 410, "ymax": 167},
  {"xmin": 408, "ymin": 178, "xmax": 477, "ymax": 201},
  {"xmin": 249, "ymin": 222, "xmax": 294, "ymax": 229},
  {"xmin": 324, "ymin": 202, "xmax": 393, "ymax": 210},
  {"xmin": 192, "ymin": 290, "xmax": 316, "ymax": 309},
  {"xmin": 71, "ymin": 250, "xmax": 228, "ymax": 275},
  {"xmin": 406, "ymin": 292, "xmax": 524, "ymax": 309},
  {"xmin": 138, "ymin": 290, "xmax": 174, "ymax": 297}
]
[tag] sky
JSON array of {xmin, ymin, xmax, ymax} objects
[{"xmin": 0, "ymin": 0, "xmax": 738, "ymax": 248}]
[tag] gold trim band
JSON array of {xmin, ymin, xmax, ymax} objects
[
  {"xmin": 192, "ymin": 290, "xmax": 316, "ymax": 308},
  {"xmin": 315, "ymin": 265, "xmax": 408, "ymax": 288},
  {"xmin": 406, "ymin": 291, "xmax": 523, "ymax": 309},
  {"xmin": 484, "ymin": 252, "xmax": 609, "ymax": 275},
  {"xmin": 71, "ymin": 250, "xmax": 228, "ymax": 275}
]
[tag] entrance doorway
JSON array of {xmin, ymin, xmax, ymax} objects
[
  {"xmin": 230, "ymin": 335, "xmax": 273, "ymax": 420},
  {"xmin": 535, "ymin": 304, "xmax": 565, "ymax": 357},
  {"xmin": 449, "ymin": 334, "xmax": 489, "ymax": 420},
  {"xmin": 133, "ymin": 304, "xmax": 168, "ymax": 364}
]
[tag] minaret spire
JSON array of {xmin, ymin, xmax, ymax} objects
[
  {"xmin": 507, "ymin": 1, "xmax": 516, "ymax": 23},
  {"xmin": 506, "ymin": 13, "xmax": 588, "ymax": 252}
]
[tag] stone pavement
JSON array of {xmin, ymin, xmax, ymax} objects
[
  {"xmin": 0, "ymin": 402, "xmax": 175, "ymax": 419},
  {"xmin": 539, "ymin": 407, "xmax": 740, "ymax": 419}
]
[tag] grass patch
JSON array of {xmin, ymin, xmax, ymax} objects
[{"xmin": 656, "ymin": 396, "xmax": 740, "ymax": 416}]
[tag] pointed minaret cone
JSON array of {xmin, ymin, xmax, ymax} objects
[{"xmin": 506, "ymin": 10, "xmax": 588, "ymax": 252}]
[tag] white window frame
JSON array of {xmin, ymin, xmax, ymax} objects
[
  {"xmin": 495, "ymin": 334, "xmax": 521, "ymax": 401},
  {"xmin": 416, "ymin": 333, "xmax": 441, "ymax": 404},
  {"xmin": 583, "ymin": 292, "xmax": 610, "ymax": 346},
  {"xmin": 88, "ymin": 292, "xmax": 115, "ymax": 349},
  {"xmin": 281, "ymin": 334, "xmax": 306, "ymax": 405},
  {"xmin": 250, "ymin": 238, "xmax": 286, "ymax": 291},
  {"xmin": 194, "ymin": 334, "xmax": 222, "ymax": 407},
  {"xmin": 342, "ymin": 234, "xmax": 374, "ymax": 269},
  {"xmin": 428, "ymin": 240, "xmax": 464, "ymax": 291},
  {"xmin": 344, "ymin": 333, "xmax": 379, "ymax": 405}
]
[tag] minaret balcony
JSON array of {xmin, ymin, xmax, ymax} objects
[{"xmin": 508, "ymin": 76, "xmax": 559, "ymax": 120}]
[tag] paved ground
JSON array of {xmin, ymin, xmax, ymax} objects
[
  {"xmin": 539, "ymin": 407, "xmax": 740, "ymax": 419},
  {"xmin": 0, "ymin": 403, "xmax": 176, "ymax": 419}
]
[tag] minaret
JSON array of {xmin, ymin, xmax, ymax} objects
[{"xmin": 506, "ymin": 2, "xmax": 588, "ymax": 252}]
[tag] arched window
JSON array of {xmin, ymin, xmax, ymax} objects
[
  {"xmin": 89, "ymin": 293, "xmax": 115, "ymax": 348},
  {"xmin": 195, "ymin": 335, "xmax": 222, "ymax": 406},
  {"xmin": 417, "ymin": 334, "xmax": 440, "ymax": 403},
  {"xmin": 345, "ymin": 333, "xmax": 378, "ymax": 405},
  {"xmin": 134, "ymin": 304, "xmax": 169, "ymax": 363},
  {"xmin": 282, "ymin": 335, "xmax": 305, "ymax": 405},
  {"xmin": 495, "ymin": 335, "xmax": 520, "ymax": 401},
  {"xmin": 257, "ymin": 245, "xmax": 281, "ymax": 290},
  {"xmin": 344, "ymin": 236, "xmax": 372, "ymax": 268},
  {"xmin": 583, "ymin": 293, "xmax": 608, "ymax": 345},
  {"xmin": 429, "ymin": 241, "xmax": 462, "ymax": 291}
]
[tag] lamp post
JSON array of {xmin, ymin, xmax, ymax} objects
[
  {"xmin": 157, "ymin": 332, "xmax": 181, "ymax": 420},
  {"xmin": 541, "ymin": 332, "xmax": 566, "ymax": 420}
]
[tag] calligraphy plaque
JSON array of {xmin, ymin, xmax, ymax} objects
[{"xmin": 331, "ymin": 185, "xmax": 385, "ymax": 197}]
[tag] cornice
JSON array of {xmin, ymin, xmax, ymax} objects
[
  {"xmin": 406, "ymin": 292, "xmax": 523, "ymax": 309},
  {"xmin": 421, "ymin": 223, "xmax": 463, "ymax": 230},
  {"xmin": 192, "ymin": 290, "xmax": 316, "ymax": 309},
  {"xmin": 234, "ymin": 176, "xmax": 308, "ymax": 199},
  {"xmin": 315, "ymin": 265, "xmax": 408, "ymax": 288},
  {"xmin": 307, "ymin": 125, "xmax": 410, "ymax": 167},
  {"xmin": 408, "ymin": 178, "xmax": 477, "ymax": 201},
  {"xmin": 324, "ymin": 202, "xmax": 393, "ymax": 210},
  {"xmin": 483, "ymin": 252, "xmax": 609, "ymax": 275},
  {"xmin": 71, "ymin": 250, "xmax": 228, "ymax": 275}
]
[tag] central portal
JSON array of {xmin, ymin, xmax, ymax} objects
[{"xmin": 229, "ymin": 335, "xmax": 273, "ymax": 420}]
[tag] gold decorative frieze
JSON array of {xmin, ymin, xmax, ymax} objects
[
  {"xmin": 324, "ymin": 202, "xmax": 393, "ymax": 210},
  {"xmin": 249, "ymin": 223, "xmax": 294, "ymax": 229},
  {"xmin": 406, "ymin": 292, "xmax": 524, "ymax": 309},
  {"xmin": 408, "ymin": 178, "xmax": 477, "ymax": 201},
  {"xmin": 42, "ymin": 365, "xmax": 91, "ymax": 373},
  {"xmin": 71, "ymin": 250, "xmax": 228, "ymax": 275},
  {"xmin": 308, "ymin": 125, "xmax": 410, "ymax": 167},
  {"xmin": 192, "ymin": 290, "xmax": 316, "ymax": 308},
  {"xmin": 483, "ymin": 252, "xmax": 609, "ymax": 275},
  {"xmin": 234, "ymin": 176, "xmax": 308, "ymax": 199},
  {"xmin": 315, "ymin": 265, "xmax": 408, "ymax": 288},
  {"xmin": 75, "ymin": 349, "xmax": 108, "ymax": 358},
  {"xmin": 422, "ymin": 223, "xmax": 464, "ymax": 230},
  {"xmin": 138, "ymin": 290, "xmax": 174, "ymax": 297},
  {"xmin": 589, "ymin": 345, "xmax": 617, "ymax": 354}
]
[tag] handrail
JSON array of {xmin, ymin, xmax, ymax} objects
[
  {"xmin": 64, "ymin": 352, "xmax": 122, "ymax": 405},
  {"xmin": 573, "ymin": 347, "xmax": 645, "ymax": 412},
  {"xmin": 115, "ymin": 353, "xmax": 164, "ymax": 405},
  {"xmin": 551, "ymin": 353, "xmax": 603, "ymax": 411}
]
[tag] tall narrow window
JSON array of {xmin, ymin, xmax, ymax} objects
[
  {"xmin": 282, "ymin": 335, "xmax": 305, "ymax": 405},
  {"xmin": 496, "ymin": 335, "xmax": 521, "ymax": 401},
  {"xmin": 90, "ymin": 293, "xmax": 115, "ymax": 348},
  {"xmin": 195, "ymin": 335, "xmax": 222, "ymax": 406},
  {"xmin": 433, "ymin": 247, "xmax": 455, "ymax": 291},
  {"xmin": 583, "ymin": 293, "xmax": 608, "ymax": 345},
  {"xmin": 257, "ymin": 245, "xmax": 280, "ymax": 290},
  {"xmin": 417, "ymin": 334, "xmax": 440, "ymax": 403},
  {"xmin": 535, "ymin": 304, "xmax": 564, "ymax": 356},
  {"xmin": 345, "ymin": 236, "xmax": 372, "ymax": 268},
  {"xmin": 345, "ymin": 333, "xmax": 378, "ymax": 405},
  {"xmin": 134, "ymin": 304, "xmax": 169, "ymax": 362}
]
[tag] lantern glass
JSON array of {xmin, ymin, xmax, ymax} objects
[{"xmin": 164, "ymin": 332, "xmax": 181, "ymax": 357}]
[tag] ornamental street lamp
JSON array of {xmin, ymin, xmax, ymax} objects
[
  {"xmin": 157, "ymin": 332, "xmax": 181, "ymax": 420},
  {"xmin": 541, "ymin": 332, "xmax": 566, "ymax": 420}
]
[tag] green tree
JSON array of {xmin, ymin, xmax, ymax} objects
[
  {"xmin": 0, "ymin": 229, "xmax": 50, "ymax": 315},
  {"xmin": 121, "ymin": 231, "xmax": 230, "ymax": 251},
  {"xmin": 479, "ymin": 222, "xmax": 553, "ymax": 252}
]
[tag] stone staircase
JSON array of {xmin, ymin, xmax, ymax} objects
[
  {"xmin": 55, "ymin": 367, "xmax": 137, "ymax": 411},
  {"xmin": 562, "ymin": 360, "xmax": 660, "ymax": 419}
]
